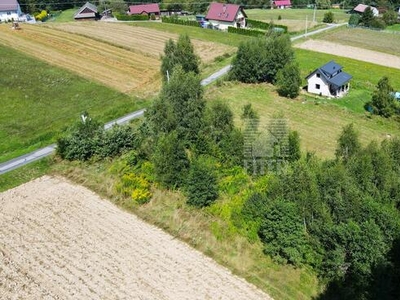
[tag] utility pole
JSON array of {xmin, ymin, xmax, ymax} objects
[
  {"xmin": 313, "ymin": 4, "xmax": 316, "ymax": 23},
  {"xmin": 305, "ymin": 15, "xmax": 308, "ymax": 35}
]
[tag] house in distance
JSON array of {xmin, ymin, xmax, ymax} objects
[
  {"xmin": 0, "ymin": 0, "xmax": 22, "ymax": 22},
  {"xmin": 205, "ymin": 3, "xmax": 247, "ymax": 31},
  {"xmin": 351, "ymin": 4, "xmax": 379, "ymax": 16},
  {"xmin": 128, "ymin": 4, "xmax": 160, "ymax": 19},
  {"xmin": 74, "ymin": 2, "xmax": 100, "ymax": 21},
  {"xmin": 306, "ymin": 61, "xmax": 352, "ymax": 98},
  {"xmin": 273, "ymin": 0, "xmax": 292, "ymax": 9}
]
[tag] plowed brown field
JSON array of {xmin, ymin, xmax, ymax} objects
[
  {"xmin": 0, "ymin": 176, "xmax": 272, "ymax": 300},
  {"xmin": 0, "ymin": 23, "xmax": 233, "ymax": 95}
]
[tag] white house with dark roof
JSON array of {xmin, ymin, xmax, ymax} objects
[
  {"xmin": 205, "ymin": 3, "xmax": 247, "ymax": 31},
  {"xmin": 0, "ymin": 0, "xmax": 22, "ymax": 22},
  {"xmin": 306, "ymin": 61, "xmax": 352, "ymax": 98}
]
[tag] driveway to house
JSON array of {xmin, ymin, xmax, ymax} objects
[{"xmin": 0, "ymin": 23, "xmax": 344, "ymax": 175}]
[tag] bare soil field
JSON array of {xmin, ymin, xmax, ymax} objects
[
  {"xmin": 294, "ymin": 39, "xmax": 400, "ymax": 70},
  {"xmin": 44, "ymin": 22, "xmax": 235, "ymax": 64},
  {"xmin": 311, "ymin": 27, "xmax": 400, "ymax": 56},
  {"xmin": 0, "ymin": 176, "xmax": 271, "ymax": 300}
]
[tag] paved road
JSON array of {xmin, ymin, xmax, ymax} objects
[
  {"xmin": 0, "ymin": 66, "xmax": 232, "ymax": 175},
  {"xmin": 0, "ymin": 23, "xmax": 345, "ymax": 175}
]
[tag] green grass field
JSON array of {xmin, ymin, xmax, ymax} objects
[
  {"xmin": 386, "ymin": 24, "xmax": 400, "ymax": 31},
  {"xmin": 246, "ymin": 8, "xmax": 350, "ymax": 23},
  {"xmin": 309, "ymin": 26, "xmax": 400, "ymax": 56},
  {"xmin": 0, "ymin": 44, "xmax": 149, "ymax": 163},
  {"xmin": 49, "ymin": 8, "xmax": 77, "ymax": 22}
]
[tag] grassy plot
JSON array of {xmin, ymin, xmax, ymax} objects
[
  {"xmin": 308, "ymin": 26, "xmax": 400, "ymax": 56},
  {"xmin": 386, "ymin": 24, "xmax": 400, "ymax": 31},
  {"xmin": 0, "ymin": 44, "xmax": 148, "ymax": 163},
  {"xmin": 206, "ymin": 81, "xmax": 400, "ymax": 158},
  {"xmin": 49, "ymin": 8, "xmax": 77, "ymax": 22}
]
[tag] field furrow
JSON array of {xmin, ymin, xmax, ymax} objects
[{"xmin": 0, "ymin": 176, "xmax": 271, "ymax": 300}]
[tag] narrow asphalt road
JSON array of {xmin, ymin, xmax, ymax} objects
[{"xmin": 0, "ymin": 23, "xmax": 345, "ymax": 175}]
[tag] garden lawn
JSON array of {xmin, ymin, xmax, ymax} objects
[{"xmin": 0, "ymin": 45, "xmax": 148, "ymax": 163}]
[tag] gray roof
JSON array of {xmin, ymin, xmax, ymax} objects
[
  {"xmin": 320, "ymin": 60, "xmax": 343, "ymax": 77},
  {"xmin": 0, "ymin": 0, "xmax": 19, "ymax": 12},
  {"xmin": 74, "ymin": 2, "xmax": 98, "ymax": 18},
  {"xmin": 306, "ymin": 60, "xmax": 352, "ymax": 88},
  {"xmin": 328, "ymin": 71, "xmax": 352, "ymax": 87}
]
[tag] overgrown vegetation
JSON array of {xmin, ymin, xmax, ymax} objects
[{"xmin": 365, "ymin": 76, "xmax": 400, "ymax": 118}]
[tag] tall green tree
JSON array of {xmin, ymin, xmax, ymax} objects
[
  {"xmin": 160, "ymin": 34, "xmax": 200, "ymax": 81},
  {"xmin": 368, "ymin": 76, "xmax": 398, "ymax": 117},
  {"xmin": 152, "ymin": 131, "xmax": 189, "ymax": 188},
  {"xmin": 276, "ymin": 61, "xmax": 302, "ymax": 98},
  {"xmin": 186, "ymin": 156, "xmax": 219, "ymax": 207},
  {"xmin": 335, "ymin": 123, "xmax": 361, "ymax": 163},
  {"xmin": 360, "ymin": 7, "xmax": 375, "ymax": 27}
]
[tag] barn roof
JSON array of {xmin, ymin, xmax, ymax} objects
[
  {"xmin": 129, "ymin": 4, "xmax": 160, "ymax": 15},
  {"xmin": 0, "ymin": 0, "xmax": 20, "ymax": 12},
  {"xmin": 274, "ymin": 0, "xmax": 292, "ymax": 6},
  {"xmin": 74, "ymin": 2, "xmax": 98, "ymax": 19},
  {"xmin": 205, "ymin": 3, "xmax": 246, "ymax": 23}
]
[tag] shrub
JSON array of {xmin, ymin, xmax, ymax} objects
[
  {"xmin": 323, "ymin": 11, "xmax": 334, "ymax": 23},
  {"xmin": 276, "ymin": 61, "xmax": 302, "ymax": 98},
  {"xmin": 348, "ymin": 14, "xmax": 360, "ymax": 26},
  {"xmin": 370, "ymin": 18, "xmax": 386, "ymax": 30},
  {"xmin": 115, "ymin": 173, "xmax": 152, "ymax": 205},
  {"xmin": 186, "ymin": 157, "xmax": 219, "ymax": 207},
  {"xmin": 383, "ymin": 10, "xmax": 398, "ymax": 26},
  {"xmin": 35, "ymin": 10, "xmax": 48, "ymax": 22}
]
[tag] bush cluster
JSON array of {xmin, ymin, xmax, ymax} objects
[
  {"xmin": 115, "ymin": 173, "xmax": 152, "ymax": 205},
  {"xmin": 57, "ymin": 114, "xmax": 137, "ymax": 161},
  {"xmin": 34, "ymin": 10, "xmax": 48, "ymax": 21}
]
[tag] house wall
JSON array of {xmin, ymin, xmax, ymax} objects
[
  {"xmin": 208, "ymin": 20, "xmax": 235, "ymax": 30},
  {"xmin": 307, "ymin": 73, "xmax": 331, "ymax": 97},
  {"xmin": 0, "ymin": 10, "xmax": 20, "ymax": 22}
]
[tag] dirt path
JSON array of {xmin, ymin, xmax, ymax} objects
[
  {"xmin": 0, "ymin": 176, "xmax": 271, "ymax": 300},
  {"xmin": 295, "ymin": 39, "xmax": 400, "ymax": 70}
]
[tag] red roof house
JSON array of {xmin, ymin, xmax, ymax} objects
[
  {"xmin": 274, "ymin": 0, "xmax": 292, "ymax": 8},
  {"xmin": 129, "ymin": 3, "xmax": 160, "ymax": 18},
  {"xmin": 205, "ymin": 3, "xmax": 247, "ymax": 30}
]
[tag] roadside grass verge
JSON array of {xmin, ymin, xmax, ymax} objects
[
  {"xmin": 306, "ymin": 26, "xmax": 400, "ymax": 56},
  {"xmin": 0, "ymin": 158, "xmax": 52, "ymax": 192},
  {"xmin": 205, "ymin": 81, "xmax": 400, "ymax": 158},
  {"xmin": 0, "ymin": 44, "xmax": 149, "ymax": 163}
]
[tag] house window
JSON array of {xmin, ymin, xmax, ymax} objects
[
  {"xmin": 316, "ymin": 73, "xmax": 320, "ymax": 78},
  {"xmin": 315, "ymin": 84, "xmax": 320, "ymax": 89}
]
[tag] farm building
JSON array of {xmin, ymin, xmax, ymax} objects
[
  {"xmin": 74, "ymin": 2, "xmax": 99, "ymax": 21},
  {"xmin": 129, "ymin": 4, "xmax": 160, "ymax": 19},
  {"xmin": 351, "ymin": 4, "xmax": 379, "ymax": 16},
  {"xmin": 273, "ymin": 0, "xmax": 292, "ymax": 9},
  {"xmin": 0, "ymin": 0, "xmax": 22, "ymax": 22},
  {"xmin": 205, "ymin": 3, "xmax": 247, "ymax": 31},
  {"xmin": 306, "ymin": 61, "xmax": 352, "ymax": 98}
]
